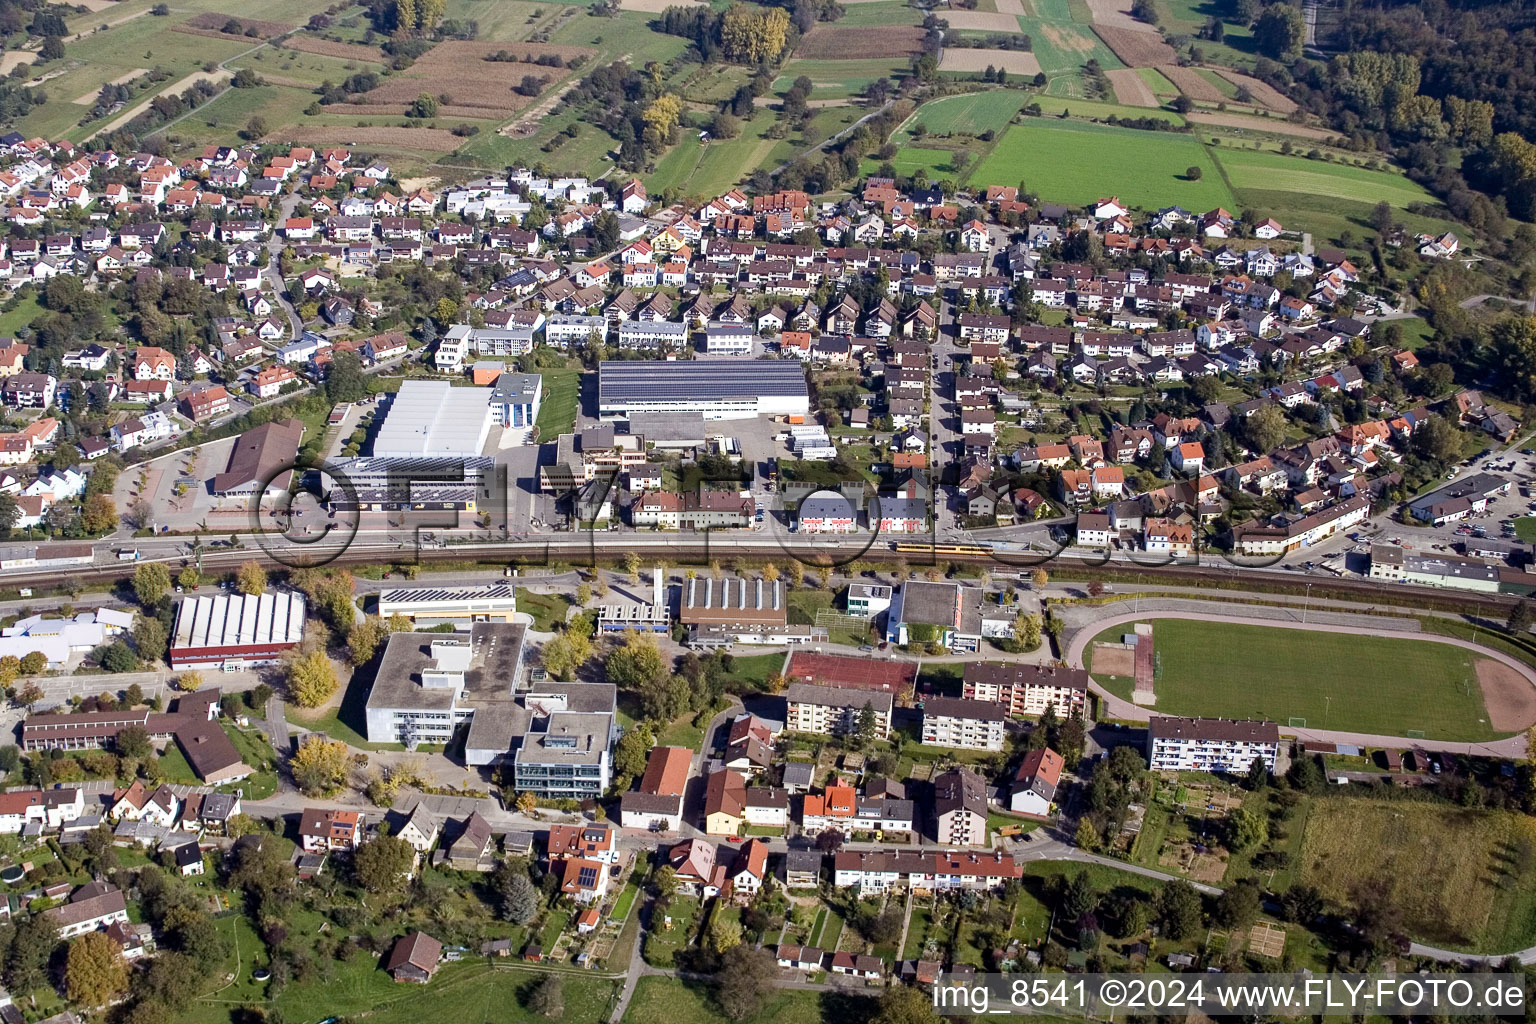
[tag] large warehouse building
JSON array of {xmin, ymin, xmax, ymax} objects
[
  {"xmin": 169, "ymin": 591, "xmax": 307, "ymax": 669},
  {"xmin": 598, "ymin": 361, "xmax": 809, "ymax": 420},
  {"xmin": 373, "ymin": 380, "xmax": 493, "ymax": 458}
]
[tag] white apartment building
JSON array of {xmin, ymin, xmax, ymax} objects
[
  {"xmin": 1146, "ymin": 715, "xmax": 1279, "ymax": 773},
  {"xmin": 784, "ymin": 683, "xmax": 892, "ymax": 739},
  {"xmin": 920, "ymin": 697, "xmax": 1006, "ymax": 751}
]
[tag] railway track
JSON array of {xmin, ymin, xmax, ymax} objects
[{"xmin": 20, "ymin": 536, "xmax": 1525, "ymax": 619}]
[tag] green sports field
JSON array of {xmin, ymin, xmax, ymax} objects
[
  {"xmin": 1086, "ymin": 618, "xmax": 1499, "ymax": 741},
  {"xmin": 1215, "ymin": 148, "xmax": 1436, "ymax": 208},
  {"xmin": 973, "ymin": 118, "xmax": 1235, "ymax": 209},
  {"xmin": 906, "ymin": 91, "xmax": 1027, "ymax": 136}
]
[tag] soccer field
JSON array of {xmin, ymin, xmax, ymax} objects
[
  {"xmin": 1086, "ymin": 618, "xmax": 1498, "ymax": 740},
  {"xmin": 972, "ymin": 118, "xmax": 1236, "ymax": 209}
]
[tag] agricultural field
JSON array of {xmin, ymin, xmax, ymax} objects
[
  {"xmin": 1104, "ymin": 67, "xmax": 1156, "ymax": 106},
  {"xmin": 904, "ymin": 90, "xmax": 1028, "ymax": 136},
  {"xmin": 972, "ymin": 118, "xmax": 1234, "ymax": 208},
  {"xmin": 797, "ymin": 25, "xmax": 925, "ymax": 59},
  {"xmin": 878, "ymin": 145, "xmax": 968, "ymax": 179},
  {"xmin": 1086, "ymin": 618, "xmax": 1499, "ymax": 740},
  {"xmin": 1298, "ymin": 799, "xmax": 1536, "ymax": 951},
  {"xmin": 939, "ymin": 49, "xmax": 1043, "ymax": 76},
  {"xmin": 1091, "ymin": 24, "xmax": 1177, "ymax": 67}
]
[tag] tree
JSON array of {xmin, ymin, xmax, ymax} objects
[
  {"xmin": 236, "ymin": 561, "xmax": 267, "ymax": 595},
  {"xmin": 614, "ymin": 721, "xmax": 653, "ymax": 779},
  {"xmin": 815, "ymin": 827, "xmax": 846, "ymax": 853},
  {"xmin": 719, "ymin": 4, "xmax": 790, "ymax": 64},
  {"xmin": 101, "ymin": 642, "xmax": 136, "ymax": 673},
  {"xmin": 1245, "ymin": 754, "xmax": 1269, "ymax": 791},
  {"xmin": 1215, "ymin": 878, "xmax": 1262, "ymax": 931},
  {"xmin": 1241, "ymin": 402, "xmax": 1286, "ymax": 455},
  {"xmin": 1185, "ymin": 165, "xmax": 1202, "ymax": 181},
  {"xmin": 1031, "ymin": 567, "xmax": 1048, "ymax": 589},
  {"xmin": 175, "ymin": 671, "xmax": 204, "ymax": 693},
  {"xmin": 713, "ymin": 946, "xmax": 776, "ymax": 1020},
  {"xmin": 133, "ymin": 562, "xmax": 171, "ymax": 606},
  {"xmin": 326, "ymin": 351, "xmax": 369, "ymax": 403},
  {"xmin": 529, "ymin": 975, "xmax": 563, "ymax": 1017},
  {"xmin": 17, "ymin": 654, "xmax": 45, "ymax": 677},
  {"xmin": 606, "ymin": 630, "xmax": 665, "ymax": 690},
  {"xmin": 288, "ymin": 650, "xmax": 339, "ymax": 708},
  {"xmin": 116, "ymin": 724, "xmax": 151, "ymax": 759},
  {"xmin": 1157, "ymin": 879, "xmax": 1203, "ymax": 939},
  {"xmin": 873, "ymin": 984, "xmax": 940, "ymax": 1024},
  {"xmin": 1510, "ymin": 601, "xmax": 1534, "ymax": 635},
  {"xmin": 707, "ymin": 909, "xmax": 742, "ymax": 953},
  {"xmin": 290, "ymin": 736, "xmax": 349, "ymax": 795},
  {"xmin": 1252, "ymin": 4, "xmax": 1304, "ymax": 58},
  {"xmin": 348, "ymin": 617, "xmax": 389, "ymax": 665},
  {"xmin": 852, "ymin": 702, "xmax": 878, "ymax": 750},
  {"xmin": 541, "ymin": 629, "xmax": 592, "ymax": 680},
  {"xmin": 5, "ymin": 915, "xmax": 54, "ymax": 993},
  {"xmin": 1412, "ymin": 413, "xmax": 1463, "ymax": 463},
  {"xmin": 134, "ymin": 617, "xmax": 168, "ymax": 664},
  {"xmin": 1228, "ymin": 805, "xmax": 1268, "ymax": 851},
  {"xmin": 177, "ymin": 565, "xmax": 200, "ymax": 591},
  {"xmin": 500, "ymin": 867, "xmax": 540, "ymax": 923},
  {"xmin": 66, "ymin": 931, "xmax": 128, "ymax": 1007},
  {"xmin": 353, "ymin": 835, "xmax": 415, "ymax": 893},
  {"xmin": 81, "ymin": 494, "xmax": 118, "ymax": 534},
  {"xmin": 1074, "ymin": 818, "xmax": 1100, "ymax": 851}
]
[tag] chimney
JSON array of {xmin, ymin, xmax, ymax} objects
[{"xmin": 652, "ymin": 567, "xmax": 663, "ymax": 608}]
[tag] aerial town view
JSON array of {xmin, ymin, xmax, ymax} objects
[{"xmin": 0, "ymin": 0, "xmax": 1528, "ymax": 1021}]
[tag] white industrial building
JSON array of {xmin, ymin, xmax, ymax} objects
[
  {"xmin": 169, "ymin": 591, "xmax": 308, "ymax": 669},
  {"xmin": 372, "ymin": 380, "xmax": 493, "ymax": 458},
  {"xmin": 377, "ymin": 584, "xmax": 519, "ymax": 626}
]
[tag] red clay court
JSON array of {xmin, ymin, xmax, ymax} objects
[{"xmin": 785, "ymin": 652, "xmax": 917, "ymax": 695}]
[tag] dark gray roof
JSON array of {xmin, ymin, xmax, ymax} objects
[{"xmin": 600, "ymin": 360, "xmax": 808, "ymax": 405}]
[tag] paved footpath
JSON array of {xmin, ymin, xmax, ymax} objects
[{"xmin": 1063, "ymin": 606, "xmax": 1533, "ymax": 759}]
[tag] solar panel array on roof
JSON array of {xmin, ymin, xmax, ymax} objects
[{"xmin": 598, "ymin": 361, "xmax": 809, "ymax": 419}]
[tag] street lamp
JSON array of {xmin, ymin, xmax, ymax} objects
[{"xmin": 1302, "ymin": 582, "xmax": 1312, "ymax": 624}]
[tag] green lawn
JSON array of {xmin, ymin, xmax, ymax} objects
[
  {"xmin": 906, "ymin": 90, "xmax": 1027, "ymax": 136},
  {"xmin": 1215, "ymin": 147, "xmax": 1435, "ymax": 208},
  {"xmin": 718, "ymin": 652, "xmax": 787, "ymax": 692},
  {"xmin": 972, "ymin": 118, "xmax": 1235, "ymax": 209},
  {"xmin": 881, "ymin": 145, "xmax": 967, "ymax": 179},
  {"xmin": 535, "ymin": 369, "xmax": 582, "ymax": 439},
  {"xmin": 275, "ymin": 957, "xmax": 618, "ymax": 1024},
  {"xmin": 515, "ymin": 588, "xmax": 573, "ymax": 631},
  {"xmin": 623, "ymin": 976, "xmax": 858, "ymax": 1024},
  {"xmin": 1087, "ymin": 618, "xmax": 1498, "ymax": 740},
  {"xmin": 0, "ymin": 293, "xmax": 44, "ymax": 336},
  {"xmin": 774, "ymin": 58, "xmax": 911, "ymax": 100},
  {"xmin": 1516, "ymin": 518, "xmax": 1536, "ymax": 543},
  {"xmin": 655, "ymin": 712, "xmax": 705, "ymax": 751}
]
